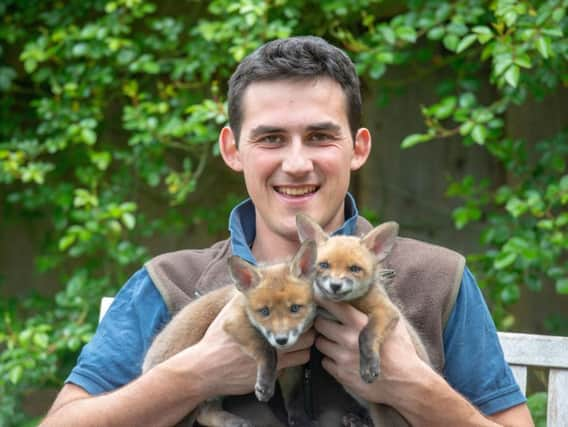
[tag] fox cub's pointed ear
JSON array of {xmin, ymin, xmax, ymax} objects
[
  {"xmin": 296, "ymin": 214, "xmax": 329, "ymax": 244},
  {"xmin": 361, "ymin": 221, "xmax": 399, "ymax": 262},
  {"xmin": 228, "ymin": 256, "xmax": 261, "ymax": 293},
  {"xmin": 291, "ymin": 239, "xmax": 318, "ymax": 280}
]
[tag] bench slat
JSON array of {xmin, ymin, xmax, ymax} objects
[
  {"xmin": 509, "ymin": 364, "xmax": 527, "ymax": 394},
  {"xmin": 547, "ymin": 368, "xmax": 568, "ymax": 427},
  {"xmin": 99, "ymin": 296, "xmax": 114, "ymax": 323},
  {"xmin": 498, "ymin": 332, "xmax": 568, "ymax": 368}
]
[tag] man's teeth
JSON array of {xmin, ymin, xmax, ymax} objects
[{"xmin": 277, "ymin": 186, "xmax": 317, "ymax": 196}]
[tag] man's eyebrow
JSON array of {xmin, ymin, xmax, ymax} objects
[
  {"xmin": 248, "ymin": 122, "xmax": 342, "ymax": 139},
  {"xmin": 249, "ymin": 125, "xmax": 286, "ymax": 139},
  {"xmin": 306, "ymin": 122, "xmax": 342, "ymax": 133}
]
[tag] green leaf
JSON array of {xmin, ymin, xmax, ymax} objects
[
  {"xmin": 58, "ymin": 234, "xmax": 76, "ymax": 251},
  {"xmin": 427, "ymin": 26, "xmax": 445, "ymax": 40},
  {"xmin": 443, "ymin": 34, "xmax": 460, "ymax": 52},
  {"xmin": 9, "ymin": 365, "xmax": 24, "ymax": 384},
  {"xmin": 395, "ymin": 26, "xmax": 417, "ymax": 43},
  {"xmin": 504, "ymin": 65, "xmax": 520, "ymax": 87},
  {"xmin": 369, "ymin": 63, "xmax": 386, "ymax": 79},
  {"xmin": 505, "ymin": 197, "xmax": 527, "ymax": 217},
  {"xmin": 536, "ymin": 37, "xmax": 551, "ymax": 59},
  {"xmin": 401, "ymin": 133, "xmax": 432, "ymax": 148},
  {"xmin": 380, "ymin": 26, "xmax": 396, "ymax": 45},
  {"xmin": 460, "ymin": 120, "xmax": 474, "ymax": 136},
  {"xmin": 432, "ymin": 96, "xmax": 457, "ymax": 119},
  {"xmin": 556, "ymin": 279, "xmax": 568, "ymax": 295},
  {"xmin": 514, "ymin": 53, "xmax": 532, "ymax": 69},
  {"xmin": 24, "ymin": 58, "xmax": 37, "ymax": 73},
  {"xmin": 471, "ymin": 124, "xmax": 487, "ymax": 144},
  {"xmin": 472, "ymin": 26, "xmax": 494, "ymax": 44},
  {"xmin": 459, "ymin": 93, "xmax": 476, "ymax": 109},
  {"xmin": 81, "ymin": 128, "xmax": 97, "ymax": 145},
  {"xmin": 494, "ymin": 252, "xmax": 517, "ymax": 270},
  {"xmin": 33, "ymin": 332, "xmax": 49, "ymax": 349},
  {"xmin": 457, "ymin": 34, "xmax": 477, "ymax": 53},
  {"xmin": 121, "ymin": 212, "xmax": 136, "ymax": 230}
]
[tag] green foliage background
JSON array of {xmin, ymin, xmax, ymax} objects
[{"xmin": 0, "ymin": 0, "xmax": 566, "ymax": 424}]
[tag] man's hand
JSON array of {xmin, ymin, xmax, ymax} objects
[
  {"xmin": 170, "ymin": 294, "xmax": 315, "ymax": 400},
  {"xmin": 313, "ymin": 296, "xmax": 424, "ymax": 406}
]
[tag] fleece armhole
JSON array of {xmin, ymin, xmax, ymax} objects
[{"xmin": 442, "ymin": 254, "xmax": 465, "ymax": 328}]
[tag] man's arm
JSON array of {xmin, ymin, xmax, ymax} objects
[
  {"xmin": 43, "ymin": 343, "xmax": 218, "ymax": 427},
  {"xmin": 41, "ymin": 297, "xmax": 314, "ymax": 427},
  {"xmin": 314, "ymin": 297, "xmax": 534, "ymax": 427}
]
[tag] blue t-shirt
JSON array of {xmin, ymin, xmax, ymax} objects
[{"xmin": 66, "ymin": 195, "xmax": 525, "ymax": 414}]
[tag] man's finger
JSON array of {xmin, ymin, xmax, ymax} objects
[
  {"xmin": 277, "ymin": 349, "xmax": 310, "ymax": 369},
  {"xmin": 315, "ymin": 295, "xmax": 368, "ymax": 329},
  {"xmin": 314, "ymin": 334, "xmax": 344, "ymax": 359},
  {"xmin": 314, "ymin": 316, "xmax": 352, "ymax": 343}
]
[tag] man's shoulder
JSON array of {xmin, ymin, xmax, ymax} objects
[
  {"xmin": 392, "ymin": 236, "xmax": 466, "ymax": 271},
  {"xmin": 389, "ymin": 236, "xmax": 466, "ymax": 308},
  {"xmin": 147, "ymin": 238, "xmax": 231, "ymax": 269},
  {"xmin": 144, "ymin": 238, "xmax": 233, "ymax": 314}
]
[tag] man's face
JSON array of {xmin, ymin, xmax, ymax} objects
[{"xmin": 222, "ymin": 78, "xmax": 370, "ymax": 244}]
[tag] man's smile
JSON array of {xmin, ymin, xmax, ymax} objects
[{"xmin": 274, "ymin": 185, "xmax": 319, "ymax": 196}]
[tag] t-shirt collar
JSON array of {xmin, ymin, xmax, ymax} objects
[{"xmin": 228, "ymin": 192, "xmax": 360, "ymax": 264}]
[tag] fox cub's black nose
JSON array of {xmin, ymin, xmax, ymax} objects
[
  {"xmin": 330, "ymin": 283, "xmax": 342, "ymax": 293},
  {"xmin": 276, "ymin": 337, "xmax": 288, "ymax": 346}
]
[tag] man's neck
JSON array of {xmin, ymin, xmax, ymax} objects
[
  {"xmin": 251, "ymin": 212, "xmax": 348, "ymax": 264},
  {"xmin": 251, "ymin": 227, "xmax": 301, "ymax": 264}
]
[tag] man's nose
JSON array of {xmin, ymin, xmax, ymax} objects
[{"xmin": 282, "ymin": 139, "xmax": 313, "ymax": 174}]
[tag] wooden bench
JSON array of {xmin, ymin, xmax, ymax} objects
[
  {"xmin": 497, "ymin": 331, "xmax": 568, "ymax": 426},
  {"xmin": 99, "ymin": 297, "xmax": 568, "ymax": 425}
]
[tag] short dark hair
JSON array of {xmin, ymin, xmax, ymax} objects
[{"xmin": 227, "ymin": 36, "xmax": 362, "ymax": 144}]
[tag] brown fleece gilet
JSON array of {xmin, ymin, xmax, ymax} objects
[{"xmin": 145, "ymin": 217, "xmax": 465, "ymax": 426}]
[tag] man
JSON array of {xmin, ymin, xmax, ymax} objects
[{"xmin": 42, "ymin": 36, "xmax": 533, "ymax": 426}]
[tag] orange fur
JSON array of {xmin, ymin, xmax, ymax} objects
[
  {"xmin": 296, "ymin": 214, "xmax": 431, "ymax": 427},
  {"xmin": 143, "ymin": 240, "xmax": 318, "ymax": 427}
]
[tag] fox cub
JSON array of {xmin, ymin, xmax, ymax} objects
[
  {"xmin": 296, "ymin": 214, "xmax": 431, "ymax": 427},
  {"xmin": 143, "ymin": 239, "xmax": 318, "ymax": 427}
]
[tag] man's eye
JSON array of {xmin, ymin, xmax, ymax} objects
[
  {"xmin": 259, "ymin": 134, "xmax": 283, "ymax": 144},
  {"xmin": 349, "ymin": 265, "xmax": 362, "ymax": 273},
  {"xmin": 308, "ymin": 133, "xmax": 331, "ymax": 142},
  {"xmin": 258, "ymin": 307, "xmax": 270, "ymax": 317},
  {"xmin": 290, "ymin": 304, "xmax": 302, "ymax": 313},
  {"xmin": 319, "ymin": 261, "xmax": 330, "ymax": 269}
]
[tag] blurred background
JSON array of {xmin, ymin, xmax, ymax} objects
[{"xmin": 0, "ymin": 0, "xmax": 566, "ymax": 425}]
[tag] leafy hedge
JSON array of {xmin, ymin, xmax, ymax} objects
[{"xmin": 1, "ymin": 0, "xmax": 566, "ymax": 424}]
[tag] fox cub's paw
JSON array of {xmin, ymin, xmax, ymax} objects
[
  {"xmin": 254, "ymin": 380, "xmax": 275, "ymax": 402},
  {"xmin": 359, "ymin": 353, "xmax": 380, "ymax": 383}
]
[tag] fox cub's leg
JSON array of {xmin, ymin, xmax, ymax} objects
[
  {"xmin": 196, "ymin": 399, "xmax": 253, "ymax": 427},
  {"xmin": 223, "ymin": 320, "xmax": 278, "ymax": 402},
  {"xmin": 357, "ymin": 291, "xmax": 400, "ymax": 383}
]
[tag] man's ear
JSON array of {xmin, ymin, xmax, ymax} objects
[
  {"xmin": 351, "ymin": 128, "xmax": 371, "ymax": 171},
  {"xmin": 219, "ymin": 126, "xmax": 243, "ymax": 172}
]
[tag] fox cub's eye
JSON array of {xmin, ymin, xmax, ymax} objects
[
  {"xmin": 258, "ymin": 307, "xmax": 270, "ymax": 317},
  {"xmin": 349, "ymin": 265, "xmax": 362, "ymax": 273},
  {"xmin": 318, "ymin": 261, "xmax": 330, "ymax": 269},
  {"xmin": 290, "ymin": 304, "xmax": 302, "ymax": 313}
]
